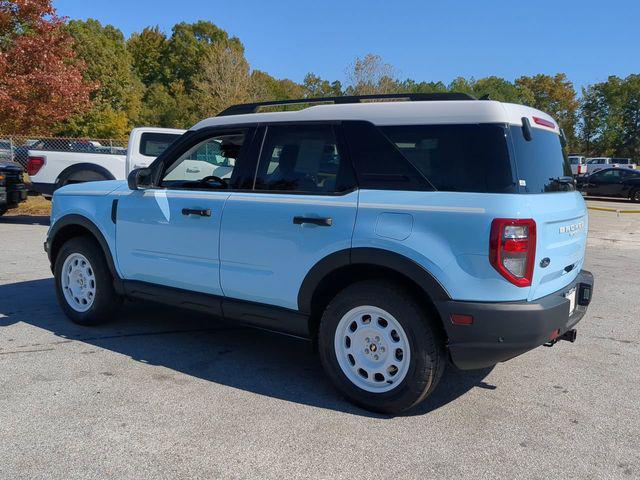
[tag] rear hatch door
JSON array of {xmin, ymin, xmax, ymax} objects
[{"xmin": 508, "ymin": 122, "xmax": 588, "ymax": 300}]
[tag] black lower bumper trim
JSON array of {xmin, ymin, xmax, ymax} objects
[{"xmin": 436, "ymin": 270, "xmax": 594, "ymax": 370}]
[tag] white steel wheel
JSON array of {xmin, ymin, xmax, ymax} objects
[
  {"xmin": 61, "ymin": 253, "xmax": 96, "ymax": 312},
  {"xmin": 334, "ymin": 305, "xmax": 411, "ymax": 393}
]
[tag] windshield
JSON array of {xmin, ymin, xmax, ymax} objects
[{"xmin": 509, "ymin": 126, "xmax": 573, "ymax": 193}]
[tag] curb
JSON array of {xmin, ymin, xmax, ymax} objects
[{"xmin": 587, "ymin": 206, "xmax": 640, "ymax": 216}]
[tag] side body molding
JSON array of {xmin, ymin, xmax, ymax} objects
[{"xmin": 297, "ymin": 247, "xmax": 451, "ymax": 313}]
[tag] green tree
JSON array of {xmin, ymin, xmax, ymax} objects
[
  {"xmin": 400, "ymin": 79, "xmax": 448, "ymax": 94},
  {"xmin": 249, "ymin": 70, "xmax": 305, "ymax": 103},
  {"xmin": 137, "ymin": 81, "xmax": 197, "ymax": 128},
  {"xmin": 473, "ymin": 76, "xmax": 524, "ymax": 103},
  {"xmin": 127, "ymin": 26, "xmax": 168, "ymax": 87},
  {"xmin": 166, "ymin": 21, "xmax": 242, "ymax": 92},
  {"xmin": 302, "ymin": 73, "xmax": 342, "ymax": 97},
  {"xmin": 58, "ymin": 19, "xmax": 143, "ymax": 137}
]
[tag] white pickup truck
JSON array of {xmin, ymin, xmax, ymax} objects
[
  {"xmin": 583, "ymin": 157, "xmax": 636, "ymax": 175},
  {"xmin": 27, "ymin": 127, "xmax": 184, "ymax": 198}
]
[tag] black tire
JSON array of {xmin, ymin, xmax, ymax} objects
[
  {"xmin": 630, "ymin": 188, "xmax": 640, "ymax": 203},
  {"xmin": 54, "ymin": 236, "xmax": 121, "ymax": 325},
  {"xmin": 0, "ymin": 207, "xmax": 7, "ymax": 217},
  {"xmin": 318, "ymin": 280, "xmax": 445, "ymax": 414}
]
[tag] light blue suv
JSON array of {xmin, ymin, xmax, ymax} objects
[{"xmin": 46, "ymin": 93, "xmax": 594, "ymax": 413}]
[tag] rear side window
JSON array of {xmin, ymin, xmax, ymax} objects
[
  {"xmin": 380, "ymin": 124, "xmax": 514, "ymax": 193},
  {"xmin": 343, "ymin": 121, "xmax": 433, "ymax": 191},
  {"xmin": 139, "ymin": 132, "xmax": 180, "ymax": 157},
  {"xmin": 254, "ymin": 124, "xmax": 355, "ymax": 193},
  {"xmin": 509, "ymin": 126, "xmax": 573, "ymax": 193}
]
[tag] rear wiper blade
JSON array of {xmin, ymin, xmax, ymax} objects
[
  {"xmin": 549, "ymin": 176, "xmax": 574, "ymax": 184},
  {"xmin": 549, "ymin": 176, "xmax": 575, "ymax": 188}
]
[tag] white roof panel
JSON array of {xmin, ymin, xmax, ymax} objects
[{"xmin": 191, "ymin": 100, "xmax": 559, "ymax": 133}]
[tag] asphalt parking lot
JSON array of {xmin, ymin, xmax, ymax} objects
[{"xmin": 1, "ymin": 201, "xmax": 639, "ymax": 480}]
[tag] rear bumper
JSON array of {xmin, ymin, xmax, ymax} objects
[{"xmin": 436, "ymin": 270, "xmax": 594, "ymax": 370}]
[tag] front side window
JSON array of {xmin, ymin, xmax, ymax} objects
[
  {"xmin": 254, "ymin": 124, "xmax": 354, "ymax": 193},
  {"xmin": 161, "ymin": 131, "xmax": 246, "ymax": 190},
  {"xmin": 599, "ymin": 169, "xmax": 621, "ymax": 181}
]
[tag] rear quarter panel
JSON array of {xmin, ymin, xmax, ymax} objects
[{"xmin": 354, "ymin": 190, "xmax": 587, "ymax": 302}]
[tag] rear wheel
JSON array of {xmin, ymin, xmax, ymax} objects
[
  {"xmin": 630, "ymin": 189, "xmax": 640, "ymax": 203},
  {"xmin": 54, "ymin": 236, "xmax": 121, "ymax": 325},
  {"xmin": 318, "ymin": 280, "xmax": 445, "ymax": 414}
]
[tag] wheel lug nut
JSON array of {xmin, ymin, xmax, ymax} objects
[
  {"xmin": 375, "ymin": 336, "xmax": 380, "ymax": 342},
  {"xmin": 380, "ymin": 347, "xmax": 385, "ymax": 352},
  {"xmin": 364, "ymin": 349, "xmax": 369, "ymax": 354},
  {"xmin": 374, "ymin": 355, "xmax": 379, "ymax": 360}
]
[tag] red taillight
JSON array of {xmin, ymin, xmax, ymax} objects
[
  {"xmin": 27, "ymin": 155, "xmax": 45, "ymax": 176},
  {"xmin": 578, "ymin": 164, "xmax": 587, "ymax": 174},
  {"xmin": 489, "ymin": 218, "xmax": 536, "ymax": 287},
  {"xmin": 532, "ymin": 116, "xmax": 556, "ymax": 129}
]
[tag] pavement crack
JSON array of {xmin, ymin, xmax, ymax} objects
[{"xmin": 0, "ymin": 348, "xmax": 55, "ymax": 355}]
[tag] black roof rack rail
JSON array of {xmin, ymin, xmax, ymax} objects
[{"xmin": 216, "ymin": 92, "xmax": 477, "ymax": 116}]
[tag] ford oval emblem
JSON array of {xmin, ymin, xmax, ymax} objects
[{"xmin": 540, "ymin": 257, "xmax": 551, "ymax": 268}]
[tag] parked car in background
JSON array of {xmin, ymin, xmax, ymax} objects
[
  {"xmin": 584, "ymin": 157, "xmax": 636, "ymax": 175},
  {"xmin": 0, "ymin": 141, "xmax": 13, "ymax": 162},
  {"xmin": 46, "ymin": 94, "xmax": 594, "ymax": 413},
  {"xmin": 27, "ymin": 127, "xmax": 184, "ymax": 198},
  {"xmin": 568, "ymin": 155, "xmax": 587, "ymax": 176},
  {"xmin": 577, "ymin": 167, "xmax": 640, "ymax": 202},
  {"xmin": 0, "ymin": 160, "xmax": 28, "ymax": 216}
]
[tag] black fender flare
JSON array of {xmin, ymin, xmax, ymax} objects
[
  {"xmin": 48, "ymin": 214, "xmax": 119, "ymax": 282},
  {"xmin": 297, "ymin": 247, "xmax": 451, "ymax": 313},
  {"xmin": 56, "ymin": 163, "xmax": 115, "ymax": 186}
]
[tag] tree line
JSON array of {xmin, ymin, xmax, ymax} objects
[{"xmin": 1, "ymin": 1, "xmax": 639, "ymax": 159}]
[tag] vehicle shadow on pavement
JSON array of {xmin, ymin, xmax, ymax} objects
[
  {"xmin": 0, "ymin": 215, "xmax": 50, "ymax": 226},
  {"xmin": 0, "ymin": 278, "xmax": 494, "ymax": 418}
]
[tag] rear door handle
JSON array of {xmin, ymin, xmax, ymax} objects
[
  {"xmin": 293, "ymin": 216, "xmax": 332, "ymax": 226},
  {"xmin": 182, "ymin": 208, "xmax": 211, "ymax": 217}
]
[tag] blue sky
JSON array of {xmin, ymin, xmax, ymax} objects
[{"xmin": 55, "ymin": 0, "xmax": 638, "ymax": 90}]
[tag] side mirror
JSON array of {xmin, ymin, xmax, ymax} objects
[{"xmin": 127, "ymin": 167, "xmax": 153, "ymax": 190}]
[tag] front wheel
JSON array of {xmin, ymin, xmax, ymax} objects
[
  {"xmin": 54, "ymin": 236, "xmax": 121, "ymax": 325},
  {"xmin": 630, "ymin": 189, "xmax": 640, "ymax": 203},
  {"xmin": 318, "ymin": 280, "xmax": 445, "ymax": 414}
]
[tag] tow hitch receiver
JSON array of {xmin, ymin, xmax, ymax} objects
[{"xmin": 544, "ymin": 329, "xmax": 577, "ymax": 347}]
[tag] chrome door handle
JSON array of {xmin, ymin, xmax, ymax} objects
[
  {"xmin": 293, "ymin": 216, "xmax": 332, "ymax": 226},
  {"xmin": 182, "ymin": 208, "xmax": 211, "ymax": 217}
]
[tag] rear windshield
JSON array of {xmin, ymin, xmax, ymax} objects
[
  {"xmin": 509, "ymin": 126, "xmax": 573, "ymax": 193},
  {"xmin": 139, "ymin": 132, "xmax": 180, "ymax": 157},
  {"xmin": 380, "ymin": 124, "xmax": 515, "ymax": 193}
]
